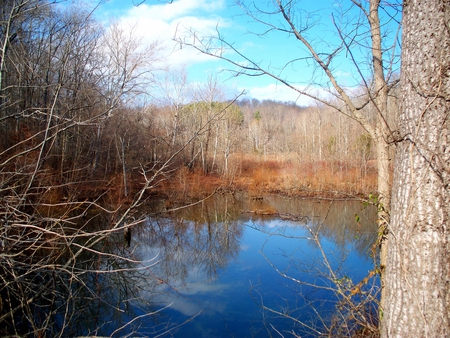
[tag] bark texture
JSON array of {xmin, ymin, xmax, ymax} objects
[{"xmin": 381, "ymin": 0, "xmax": 450, "ymax": 337}]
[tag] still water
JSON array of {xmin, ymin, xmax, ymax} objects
[{"xmin": 117, "ymin": 194, "xmax": 379, "ymax": 337}]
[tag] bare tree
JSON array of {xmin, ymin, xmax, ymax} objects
[
  {"xmin": 157, "ymin": 67, "xmax": 192, "ymax": 146},
  {"xmin": 381, "ymin": 0, "xmax": 450, "ymax": 336}
]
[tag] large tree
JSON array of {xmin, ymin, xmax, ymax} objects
[{"xmin": 381, "ymin": 0, "xmax": 450, "ymax": 336}]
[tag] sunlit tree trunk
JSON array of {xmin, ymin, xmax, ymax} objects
[
  {"xmin": 212, "ymin": 124, "xmax": 219, "ymax": 173},
  {"xmin": 381, "ymin": 0, "xmax": 450, "ymax": 336}
]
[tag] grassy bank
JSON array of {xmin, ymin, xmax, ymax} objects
[{"xmin": 157, "ymin": 157, "xmax": 378, "ymax": 203}]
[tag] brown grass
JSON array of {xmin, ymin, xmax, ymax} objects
[
  {"xmin": 225, "ymin": 155, "xmax": 376, "ymax": 198},
  {"xmin": 156, "ymin": 155, "xmax": 378, "ymax": 201},
  {"xmin": 40, "ymin": 154, "xmax": 377, "ymax": 206},
  {"xmin": 158, "ymin": 167, "xmax": 223, "ymax": 202}
]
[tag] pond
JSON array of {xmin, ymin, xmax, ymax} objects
[
  {"xmin": 110, "ymin": 194, "xmax": 380, "ymax": 337},
  {"xmin": 9, "ymin": 194, "xmax": 378, "ymax": 337}
]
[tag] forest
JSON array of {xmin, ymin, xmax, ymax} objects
[
  {"xmin": 86, "ymin": 97, "xmax": 384, "ymax": 202},
  {"xmin": 0, "ymin": 1, "xmax": 391, "ymax": 208}
]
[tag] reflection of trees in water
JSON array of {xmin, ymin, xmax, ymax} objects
[
  {"xmin": 0, "ymin": 209, "xmax": 170, "ymax": 337},
  {"xmin": 1, "ymin": 195, "xmax": 376, "ymax": 336},
  {"xmin": 265, "ymin": 196, "xmax": 378, "ymax": 257},
  {"xmin": 248, "ymin": 197, "xmax": 379, "ymax": 337},
  {"xmin": 141, "ymin": 194, "xmax": 245, "ymax": 284},
  {"xmin": 309, "ymin": 201, "xmax": 378, "ymax": 260}
]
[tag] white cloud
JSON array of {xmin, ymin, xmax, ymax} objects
[
  {"xmin": 164, "ymin": 295, "xmax": 202, "ymax": 316},
  {"xmin": 101, "ymin": 0, "xmax": 327, "ymax": 107},
  {"xmin": 127, "ymin": 0, "xmax": 225, "ymax": 22},
  {"xmin": 112, "ymin": 0, "xmax": 229, "ymax": 69}
]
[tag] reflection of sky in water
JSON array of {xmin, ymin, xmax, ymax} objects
[{"xmin": 127, "ymin": 199, "xmax": 378, "ymax": 337}]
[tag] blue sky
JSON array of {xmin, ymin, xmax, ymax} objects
[{"xmin": 78, "ymin": 0, "xmax": 401, "ymax": 106}]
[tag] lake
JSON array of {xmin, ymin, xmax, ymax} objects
[
  {"xmin": 99, "ymin": 194, "xmax": 379, "ymax": 337},
  {"xmin": 90, "ymin": 195, "xmax": 377, "ymax": 337}
]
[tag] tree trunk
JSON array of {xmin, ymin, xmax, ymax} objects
[
  {"xmin": 375, "ymin": 132, "xmax": 391, "ymax": 310},
  {"xmin": 381, "ymin": 0, "xmax": 450, "ymax": 336}
]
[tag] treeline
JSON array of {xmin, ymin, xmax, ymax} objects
[{"xmin": 149, "ymin": 98, "xmax": 378, "ymax": 199}]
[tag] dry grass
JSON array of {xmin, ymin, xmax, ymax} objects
[
  {"xmin": 227, "ymin": 155, "xmax": 377, "ymax": 198},
  {"xmin": 32, "ymin": 155, "xmax": 377, "ymax": 208},
  {"xmin": 158, "ymin": 167, "xmax": 223, "ymax": 202},
  {"xmin": 157, "ymin": 155, "xmax": 378, "ymax": 201}
]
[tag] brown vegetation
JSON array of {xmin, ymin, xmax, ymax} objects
[{"xmin": 153, "ymin": 155, "xmax": 377, "ymax": 202}]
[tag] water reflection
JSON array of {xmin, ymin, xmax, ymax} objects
[
  {"xmin": 3, "ymin": 194, "xmax": 376, "ymax": 337},
  {"xmin": 131, "ymin": 194, "xmax": 379, "ymax": 337},
  {"xmin": 0, "ymin": 205, "xmax": 171, "ymax": 337},
  {"xmin": 138, "ymin": 196, "xmax": 245, "ymax": 285}
]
